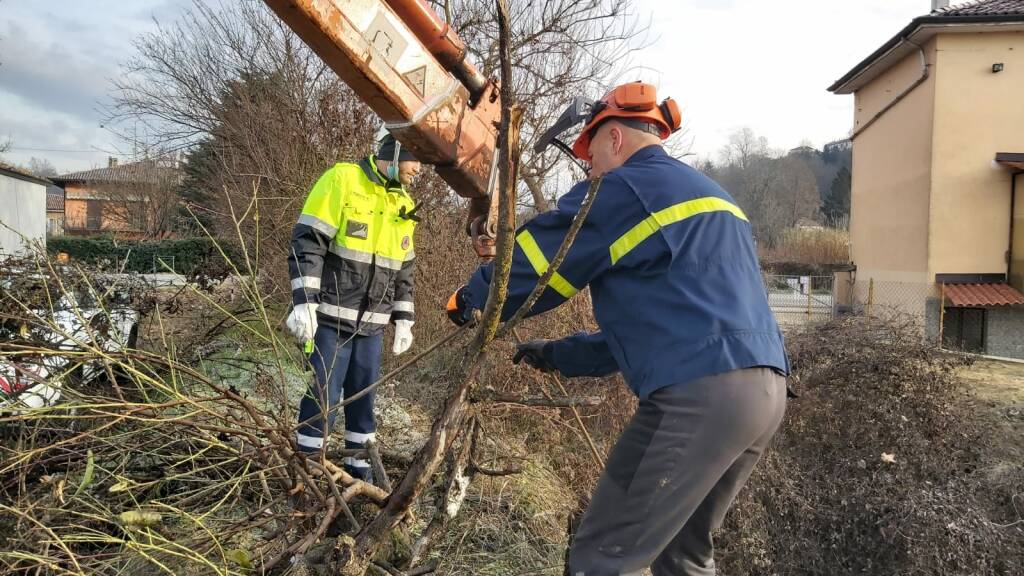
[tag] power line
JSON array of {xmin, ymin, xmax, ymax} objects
[{"xmin": 7, "ymin": 146, "xmax": 130, "ymax": 155}]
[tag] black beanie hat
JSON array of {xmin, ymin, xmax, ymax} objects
[{"xmin": 377, "ymin": 134, "xmax": 417, "ymax": 162}]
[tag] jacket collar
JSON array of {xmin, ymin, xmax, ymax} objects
[
  {"xmin": 359, "ymin": 156, "xmax": 407, "ymax": 194},
  {"xmin": 624, "ymin": 144, "xmax": 667, "ymax": 166}
]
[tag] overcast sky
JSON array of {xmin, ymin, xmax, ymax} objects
[{"xmin": 0, "ymin": 0, "xmax": 930, "ymax": 173}]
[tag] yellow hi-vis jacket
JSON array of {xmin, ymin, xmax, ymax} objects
[{"xmin": 288, "ymin": 156, "xmax": 417, "ymax": 336}]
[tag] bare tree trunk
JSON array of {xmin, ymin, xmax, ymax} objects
[
  {"xmin": 407, "ymin": 419, "xmax": 478, "ymax": 567},
  {"xmin": 523, "ymin": 173, "xmax": 550, "ymax": 212},
  {"xmin": 337, "ymin": 3, "xmax": 522, "ymax": 572}
]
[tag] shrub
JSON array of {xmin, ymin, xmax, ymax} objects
[
  {"xmin": 718, "ymin": 316, "xmax": 1023, "ymax": 576},
  {"xmin": 762, "ymin": 225, "xmax": 850, "ymax": 265},
  {"xmin": 47, "ymin": 237, "xmax": 237, "ymax": 276}
]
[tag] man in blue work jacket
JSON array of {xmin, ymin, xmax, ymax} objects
[{"xmin": 446, "ymin": 82, "xmax": 789, "ymax": 575}]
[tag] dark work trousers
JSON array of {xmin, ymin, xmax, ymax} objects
[
  {"xmin": 567, "ymin": 367, "xmax": 787, "ymax": 576},
  {"xmin": 296, "ymin": 327, "xmax": 382, "ymax": 471}
]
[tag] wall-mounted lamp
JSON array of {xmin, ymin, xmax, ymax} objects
[{"xmin": 992, "ymin": 63, "xmax": 1005, "ymax": 73}]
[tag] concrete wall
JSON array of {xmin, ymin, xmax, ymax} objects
[
  {"xmin": 850, "ymin": 38, "xmax": 937, "ymax": 286},
  {"xmin": 986, "ymin": 306, "xmax": 1024, "ymax": 360},
  {"xmin": 0, "ymin": 173, "xmax": 47, "ymax": 256},
  {"xmin": 929, "ymin": 32, "xmax": 1024, "ymax": 278}
]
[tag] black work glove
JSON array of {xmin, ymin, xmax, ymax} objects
[
  {"xmin": 512, "ymin": 340, "xmax": 556, "ymax": 373},
  {"xmin": 446, "ymin": 286, "xmax": 474, "ymax": 327}
]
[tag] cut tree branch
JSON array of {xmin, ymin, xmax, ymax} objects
[{"xmin": 472, "ymin": 386, "xmax": 603, "ymax": 407}]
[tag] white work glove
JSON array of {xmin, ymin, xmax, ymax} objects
[
  {"xmin": 286, "ymin": 303, "xmax": 319, "ymax": 343},
  {"xmin": 392, "ymin": 319, "xmax": 414, "ymax": 355}
]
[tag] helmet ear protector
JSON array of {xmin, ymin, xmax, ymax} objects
[
  {"xmin": 658, "ymin": 98, "xmax": 682, "ymax": 132},
  {"xmin": 585, "ymin": 83, "xmax": 682, "ymax": 133},
  {"xmin": 571, "ymin": 82, "xmax": 682, "ymax": 159}
]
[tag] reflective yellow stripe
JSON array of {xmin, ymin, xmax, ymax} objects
[
  {"xmin": 516, "ymin": 230, "xmax": 578, "ymax": 299},
  {"xmin": 609, "ymin": 197, "xmax": 748, "ymax": 265}
]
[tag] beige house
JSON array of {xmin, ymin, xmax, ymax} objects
[{"xmin": 829, "ymin": 0, "xmax": 1024, "ymax": 358}]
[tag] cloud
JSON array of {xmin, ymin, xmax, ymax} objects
[
  {"xmin": 135, "ymin": 0, "xmax": 194, "ymax": 23},
  {"xmin": 0, "ymin": 0, "xmax": 176, "ymax": 171},
  {"xmin": 0, "ymin": 20, "xmax": 113, "ymax": 119},
  {"xmin": 0, "ymin": 94, "xmax": 120, "ymax": 173},
  {"xmin": 0, "ymin": 0, "xmax": 933, "ymax": 170}
]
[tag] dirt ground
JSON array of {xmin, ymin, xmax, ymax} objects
[{"xmin": 957, "ymin": 358, "xmax": 1024, "ymax": 469}]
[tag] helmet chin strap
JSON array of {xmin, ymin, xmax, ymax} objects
[{"xmin": 551, "ymin": 138, "xmax": 591, "ymax": 176}]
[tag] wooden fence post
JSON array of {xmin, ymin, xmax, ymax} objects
[{"xmin": 867, "ymin": 278, "xmax": 875, "ymax": 317}]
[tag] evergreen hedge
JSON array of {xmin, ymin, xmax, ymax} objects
[{"xmin": 47, "ymin": 237, "xmax": 235, "ymax": 275}]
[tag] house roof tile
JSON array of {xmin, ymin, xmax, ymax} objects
[
  {"xmin": 944, "ymin": 283, "xmax": 1024, "ymax": 307},
  {"xmin": 934, "ymin": 0, "xmax": 1024, "ymax": 17},
  {"xmin": 46, "ymin": 188, "xmax": 64, "ymax": 212},
  {"xmin": 0, "ymin": 161, "xmax": 52, "ymax": 186},
  {"xmin": 52, "ymin": 158, "xmax": 180, "ymax": 186}
]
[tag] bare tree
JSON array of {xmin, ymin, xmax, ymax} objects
[
  {"xmin": 721, "ymin": 127, "xmax": 772, "ymax": 171},
  {"xmin": 775, "ymin": 155, "xmax": 821, "ymax": 226},
  {"xmin": 107, "ymin": 0, "xmax": 379, "ymax": 272},
  {"xmin": 25, "ymin": 157, "xmax": 57, "ymax": 178},
  {"xmin": 434, "ymin": 0, "xmax": 647, "ymax": 211},
  {"xmin": 709, "ymin": 128, "xmax": 823, "ymax": 246}
]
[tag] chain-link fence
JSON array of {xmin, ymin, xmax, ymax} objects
[
  {"xmin": 770, "ymin": 273, "xmax": 1023, "ymax": 359},
  {"xmin": 841, "ymin": 277, "xmax": 993, "ymax": 354},
  {"xmin": 765, "ymin": 275, "xmax": 835, "ymax": 325},
  {"xmin": 848, "ymin": 279, "xmax": 939, "ymax": 324}
]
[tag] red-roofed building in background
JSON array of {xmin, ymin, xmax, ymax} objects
[
  {"xmin": 829, "ymin": 0, "xmax": 1024, "ymax": 358},
  {"xmin": 46, "ymin": 184, "xmax": 65, "ymax": 237},
  {"xmin": 51, "ymin": 156, "xmax": 181, "ymax": 240}
]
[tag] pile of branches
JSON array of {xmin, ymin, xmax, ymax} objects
[
  {"xmin": 1, "ymin": 252, "xmax": 413, "ymax": 575},
  {"xmin": 718, "ymin": 315, "xmax": 1024, "ymax": 576}
]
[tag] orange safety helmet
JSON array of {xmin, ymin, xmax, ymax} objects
[{"xmin": 571, "ymin": 82, "xmax": 682, "ymax": 160}]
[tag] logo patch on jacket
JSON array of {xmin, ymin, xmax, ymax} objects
[
  {"xmin": 346, "ymin": 220, "xmax": 368, "ymax": 239},
  {"xmin": 401, "ymin": 236, "xmax": 410, "ymax": 250}
]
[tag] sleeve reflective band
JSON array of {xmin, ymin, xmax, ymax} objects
[
  {"xmin": 515, "ymin": 230, "xmax": 579, "ymax": 299},
  {"xmin": 392, "ymin": 300, "xmax": 415, "ymax": 313},
  {"xmin": 291, "ymin": 276, "xmax": 322, "ymax": 291},
  {"xmin": 609, "ymin": 196, "xmax": 749, "ymax": 265},
  {"xmin": 297, "ymin": 213, "xmax": 339, "ymax": 238}
]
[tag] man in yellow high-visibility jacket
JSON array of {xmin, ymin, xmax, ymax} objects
[{"xmin": 285, "ymin": 133, "xmax": 420, "ymax": 481}]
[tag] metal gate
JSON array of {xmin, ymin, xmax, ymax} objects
[{"xmin": 765, "ymin": 275, "xmax": 835, "ymax": 324}]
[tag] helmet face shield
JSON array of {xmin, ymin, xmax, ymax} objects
[{"xmin": 533, "ymin": 96, "xmax": 593, "ymax": 154}]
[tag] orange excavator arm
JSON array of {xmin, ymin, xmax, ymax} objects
[{"xmin": 262, "ymin": 0, "xmax": 500, "ymax": 257}]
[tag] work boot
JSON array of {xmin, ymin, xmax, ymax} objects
[
  {"xmin": 343, "ymin": 463, "xmax": 374, "ymax": 484},
  {"xmin": 344, "ymin": 438, "xmax": 374, "ymax": 484}
]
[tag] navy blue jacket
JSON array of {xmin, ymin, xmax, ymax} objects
[{"xmin": 463, "ymin": 145, "xmax": 788, "ymax": 399}]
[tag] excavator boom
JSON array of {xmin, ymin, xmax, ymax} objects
[{"xmin": 263, "ymin": 0, "xmax": 500, "ymax": 251}]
